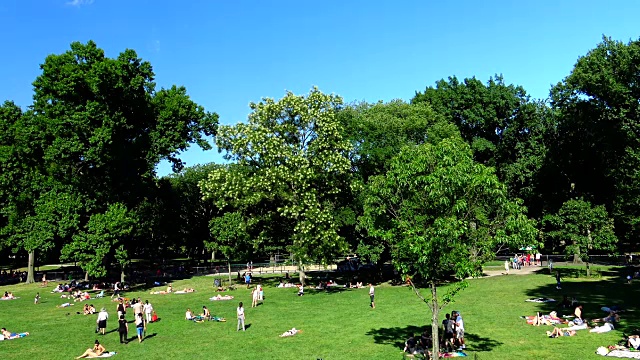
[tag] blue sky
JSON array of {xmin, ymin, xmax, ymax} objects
[{"xmin": 1, "ymin": 0, "xmax": 639, "ymax": 176}]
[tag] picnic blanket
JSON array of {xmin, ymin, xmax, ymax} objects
[
  {"xmin": 0, "ymin": 297, "xmax": 20, "ymax": 301},
  {"xmin": 526, "ymin": 298, "xmax": 556, "ymax": 303},
  {"xmin": 597, "ymin": 347, "xmax": 640, "ymax": 358},
  {"xmin": 441, "ymin": 351, "xmax": 467, "ymax": 358},
  {"xmin": 210, "ymin": 296, "xmax": 234, "ymax": 301}
]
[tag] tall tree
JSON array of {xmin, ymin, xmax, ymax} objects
[
  {"xmin": 3, "ymin": 40, "xmax": 219, "ymax": 277},
  {"xmin": 413, "ymin": 76, "xmax": 555, "ymax": 217},
  {"xmin": 200, "ymin": 88, "xmax": 354, "ymax": 284},
  {"xmin": 551, "ymin": 36, "xmax": 640, "ymax": 249},
  {"xmin": 361, "ymin": 136, "xmax": 536, "ymax": 356},
  {"xmin": 543, "ymin": 199, "xmax": 617, "ymax": 276},
  {"xmin": 208, "ymin": 211, "xmax": 251, "ymax": 286}
]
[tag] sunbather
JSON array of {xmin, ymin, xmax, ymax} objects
[
  {"xmin": 210, "ymin": 294, "xmax": 234, "ymax": 301},
  {"xmin": 174, "ymin": 288, "xmax": 195, "ymax": 294},
  {"xmin": 547, "ymin": 328, "xmax": 577, "ymax": 338},
  {"xmin": 628, "ymin": 335, "xmax": 640, "ymax": 350},
  {"xmin": 280, "ymin": 328, "xmax": 302, "ymax": 337},
  {"xmin": 592, "ymin": 312, "xmax": 620, "ymax": 324},
  {"xmin": 1, "ymin": 328, "xmax": 28, "ymax": 340},
  {"xmin": 75, "ymin": 340, "xmax": 106, "ymax": 359},
  {"xmin": 589, "ymin": 322, "xmax": 615, "ymax": 333}
]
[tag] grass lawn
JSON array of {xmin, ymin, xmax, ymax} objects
[{"xmin": 0, "ymin": 266, "xmax": 637, "ymax": 359}]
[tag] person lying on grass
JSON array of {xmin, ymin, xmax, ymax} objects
[
  {"xmin": 280, "ymin": 328, "xmax": 302, "ymax": 337},
  {"xmin": 592, "ymin": 311, "xmax": 621, "ymax": 324},
  {"xmin": 76, "ymin": 339, "xmax": 106, "ymax": 359},
  {"xmin": 209, "ymin": 294, "xmax": 234, "ymax": 301},
  {"xmin": 57, "ymin": 302, "xmax": 74, "ymax": 308},
  {"xmin": 524, "ymin": 312, "xmax": 565, "ymax": 326},
  {"xmin": 589, "ymin": 322, "xmax": 615, "ymax": 333},
  {"xmin": 174, "ymin": 288, "xmax": 196, "ymax": 294},
  {"xmin": 1, "ymin": 328, "xmax": 29, "ymax": 340},
  {"xmin": 547, "ymin": 328, "xmax": 577, "ymax": 338}
]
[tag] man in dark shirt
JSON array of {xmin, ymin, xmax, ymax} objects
[{"xmin": 404, "ymin": 334, "xmax": 417, "ymax": 354}]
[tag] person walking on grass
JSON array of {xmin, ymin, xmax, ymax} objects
[
  {"xmin": 504, "ymin": 260, "xmax": 510, "ymax": 275},
  {"xmin": 135, "ymin": 313, "xmax": 144, "ymax": 343},
  {"xmin": 369, "ymin": 283, "xmax": 375, "ymax": 309},
  {"xmin": 237, "ymin": 302, "xmax": 246, "ymax": 331},
  {"xmin": 97, "ymin": 308, "xmax": 109, "ymax": 335},
  {"xmin": 118, "ymin": 314, "xmax": 128, "ymax": 344}
]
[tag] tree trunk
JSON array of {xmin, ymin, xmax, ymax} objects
[
  {"xmin": 430, "ymin": 281, "xmax": 440, "ymax": 358},
  {"xmin": 84, "ymin": 271, "xmax": 89, "ymax": 282},
  {"xmin": 120, "ymin": 268, "xmax": 126, "ymax": 283},
  {"xmin": 298, "ymin": 260, "xmax": 306, "ymax": 286},
  {"xmin": 572, "ymin": 240, "xmax": 582, "ymax": 264},
  {"xmin": 26, "ymin": 251, "xmax": 36, "ymax": 284},
  {"xmin": 227, "ymin": 260, "xmax": 232, "ymax": 287},
  {"xmin": 586, "ymin": 261, "xmax": 591, "ymax": 277}
]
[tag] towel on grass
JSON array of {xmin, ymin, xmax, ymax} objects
[
  {"xmin": 441, "ymin": 351, "xmax": 467, "ymax": 358},
  {"xmin": 597, "ymin": 347, "xmax": 640, "ymax": 358},
  {"xmin": 526, "ymin": 298, "xmax": 556, "ymax": 303}
]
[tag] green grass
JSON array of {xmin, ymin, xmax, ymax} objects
[{"xmin": 0, "ymin": 267, "xmax": 637, "ymax": 359}]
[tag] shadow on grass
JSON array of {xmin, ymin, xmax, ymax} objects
[
  {"xmin": 366, "ymin": 326, "xmax": 502, "ymax": 353},
  {"xmin": 366, "ymin": 325, "xmax": 425, "ymax": 349},
  {"xmin": 524, "ymin": 265, "xmax": 640, "ymax": 334},
  {"xmin": 464, "ymin": 333, "xmax": 503, "ymax": 352}
]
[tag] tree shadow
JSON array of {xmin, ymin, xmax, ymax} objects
[
  {"xmin": 523, "ymin": 266, "xmax": 640, "ymax": 334},
  {"xmin": 366, "ymin": 325, "xmax": 426, "ymax": 349},
  {"xmin": 464, "ymin": 333, "xmax": 503, "ymax": 352}
]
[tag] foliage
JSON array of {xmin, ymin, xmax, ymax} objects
[
  {"xmin": 413, "ymin": 75, "xmax": 555, "ymax": 217},
  {"xmin": 200, "ymin": 88, "xmax": 354, "ymax": 267},
  {"xmin": 61, "ymin": 203, "xmax": 136, "ymax": 278},
  {"xmin": 551, "ymin": 36, "xmax": 640, "ymax": 247},
  {"xmin": 543, "ymin": 198, "xmax": 617, "ymax": 265},
  {"xmin": 361, "ymin": 135, "xmax": 536, "ymax": 355}
]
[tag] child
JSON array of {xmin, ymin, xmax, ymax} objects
[{"xmin": 34, "ymin": 292, "xmax": 40, "ymax": 304}]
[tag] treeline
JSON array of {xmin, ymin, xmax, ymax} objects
[{"xmin": 1, "ymin": 37, "xmax": 638, "ymax": 283}]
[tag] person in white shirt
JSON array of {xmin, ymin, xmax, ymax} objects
[
  {"xmin": 237, "ymin": 302, "xmax": 245, "ymax": 331},
  {"xmin": 369, "ymin": 284, "xmax": 375, "ymax": 309},
  {"xmin": 185, "ymin": 308, "xmax": 195, "ymax": 320},
  {"xmin": 297, "ymin": 284, "xmax": 304, "ymax": 296},
  {"xmin": 97, "ymin": 308, "xmax": 109, "ymax": 335},
  {"xmin": 252, "ymin": 287, "xmax": 259, "ymax": 308},
  {"xmin": 143, "ymin": 300, "xmax": 153, "ymax": 323}
]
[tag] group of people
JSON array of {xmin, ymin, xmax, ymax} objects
[
  {"xmin": 506, "ymin": 253, "xmax": 542, "ymax": 271},
  {"xmin": 1, "ymin": 291, "xmax": 16, "ymax": 300},
  {"xmin": 441, "ymin": 311, "xmax": 465, "ymax": 352},
  {"xmin": 185, "ymin": 305, "xmax": 226, "ymax": 322}
]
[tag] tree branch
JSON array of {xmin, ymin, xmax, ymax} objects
[{"xmin": 408, "ymin": 279, "xmax": 433, "ymax": 311}]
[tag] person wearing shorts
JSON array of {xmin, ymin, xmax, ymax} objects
[
  {"xmin": 97, "ymin": 308, "xmax": 108, "ymax": 335},
  {"xmin": 135, "ymin": 313, "xmax": 144, "ymax": 342},
  {"xmin": 369, "ymin": 284, "xmax": 375, "ymax": 309}
]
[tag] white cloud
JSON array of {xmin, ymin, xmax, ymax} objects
[{"xmin": 66, "ymin": 0, "xmax": 94, "ymax": 6}]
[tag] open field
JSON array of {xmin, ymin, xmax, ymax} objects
[{"xmin": 0, "ymin": 266, "xmax": 637, "ymax": 359}]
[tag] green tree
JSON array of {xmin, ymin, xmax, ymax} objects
[
  {"xmin": 361, "ymin": 136, "xmax": 536, "ymax": 356},
  {"xmin": 2, "ymin": 41, "xmax": 218, "ymax": 277},
  {"xmin": 200, "ymin": 88, "xmax": 354, "ymax": 284},
  {"xmin": 208, "ymin": 211, "xmax": 251, "ymax": 286},
  {"xmin": 413, "ymin": 75, "xmax": 555, "ymax": 217},
  {"xmin": 551, "ymin": 37, "xmax": 640, "ymax": 248},
  {"xmin": 60, "ymin": 203, "xmax": 136, "ymax": 280},
  {"xmin": 543, "ymin": 199, "xmax": 617, "ymax": 276}
]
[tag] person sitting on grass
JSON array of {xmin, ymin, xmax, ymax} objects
[
  {"xmin": 202, "ymin": 306, "xmax": 211, "ymax": 320},
  {"xmin": 547, "ymin": 328, "xmax": 577, "ymax": 338},
  {"xmin": 628, "ymin": 335, "xmax": 640, "ymax": 350},
  {"xmin": 185, "ymin": 308, "xmax": 196, "ymax": 321},
  {"xmin": 2, "ymin": 291, "xmax": 16, "ymax": 300},
  {"xmin": 404, "ymin": 334, "xmax": 418, "ymax": 354},
  {"xmin": 76, "ymin": 340, "xmax": 106, "ymax": 359},
  {"xmin": 280, "ymin": 328, "xmax": 302, "ymax": 337}
]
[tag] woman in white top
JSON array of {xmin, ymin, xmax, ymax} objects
[
  {"xmin": 97, "ymin": 308, "xmax": 109, "ymax": 335},
  {"xmin": 252, "ymin": 287, "xmax": 259, "ymax": 308},
  {"xmin": 143, "ymin": 300, "xmax": 153, "ymax": 323},
  {"xmin": 237, "ymin": 302, "xmax": 245, "ymax": 331}
]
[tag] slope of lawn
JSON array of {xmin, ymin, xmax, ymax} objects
[{"xmin": 0, "ymin": 266, "xmax": 637, "ymax": 360}]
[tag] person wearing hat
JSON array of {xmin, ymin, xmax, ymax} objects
[{"xmin": 96, "ymin": 307, "xmax": 109, "ymax": 335}]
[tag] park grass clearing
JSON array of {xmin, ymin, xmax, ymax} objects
[{"xmin": 0, "ymin": 266, "xmax": 637, "ymax": 360}]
